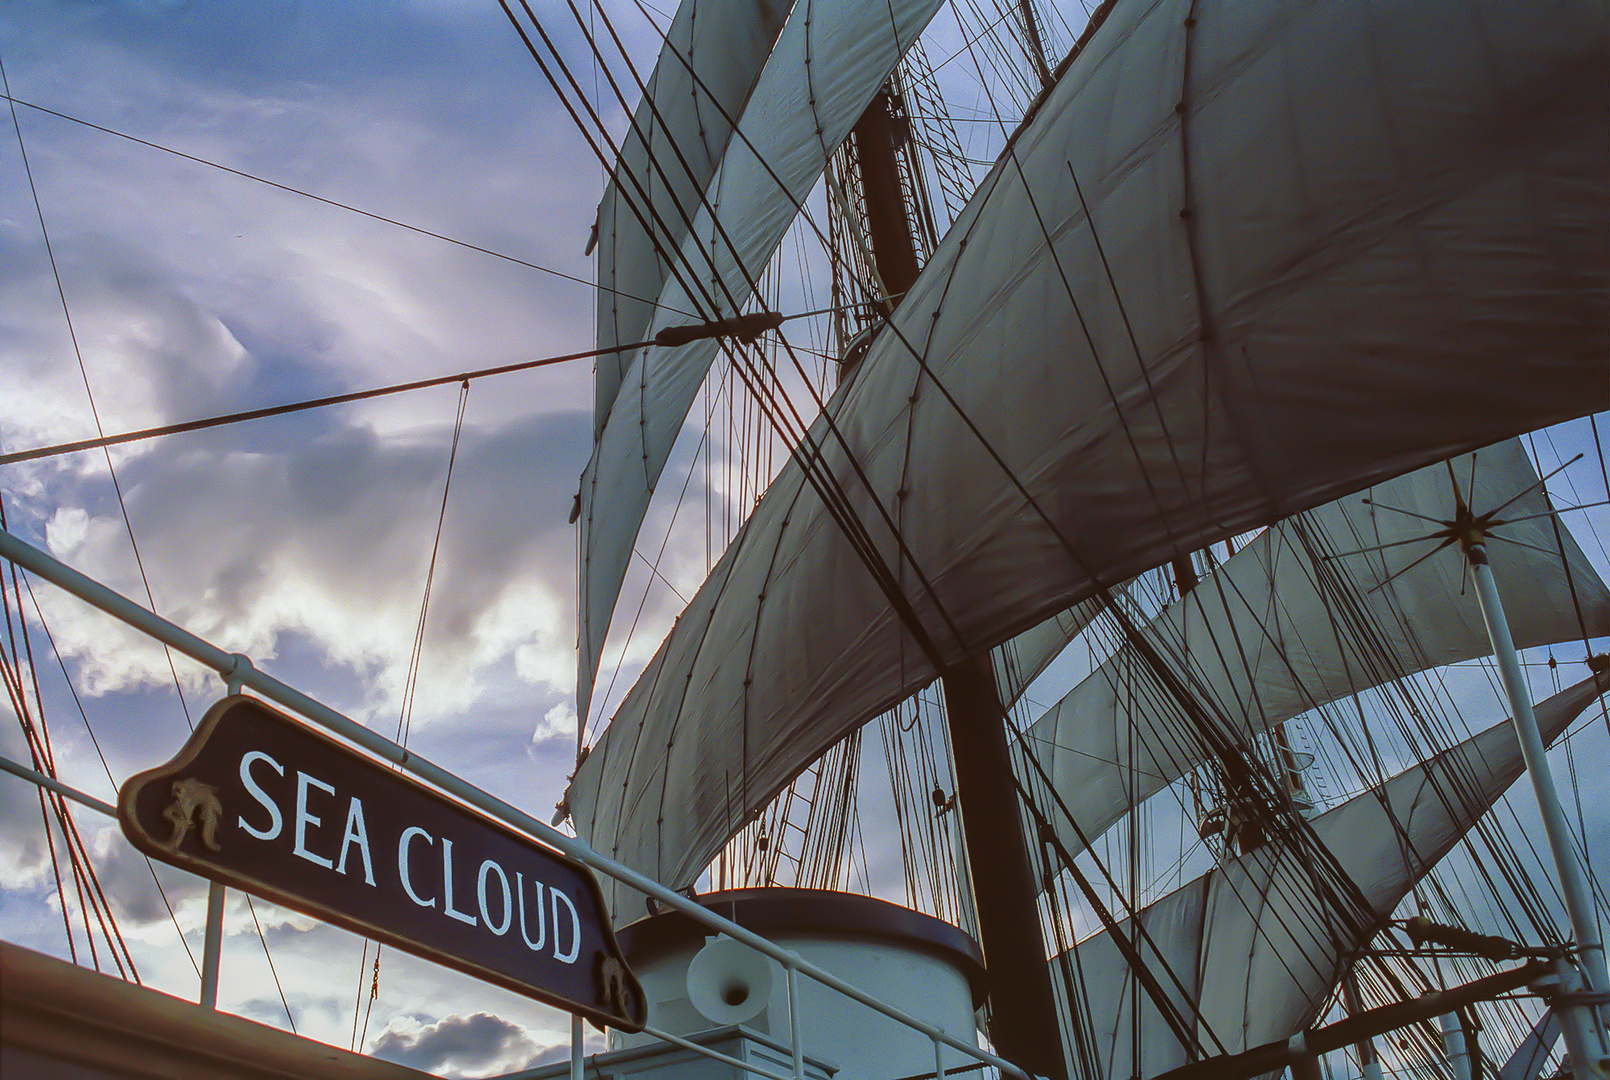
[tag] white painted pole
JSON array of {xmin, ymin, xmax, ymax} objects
[
  {"xmin": 786, "ymin": 958, "xmax": 806, "ymax": 1080},
  {"xmin": 1466, "ymin": 541, "xmax": 1610, "ymax": 1071},
  {"xmin": 200, "ymin": 881, "xmax": 225, "ymax": 1008},
  {"xmin": 1438, "ymin": 1011, "xmax": 1470, "ymax": 1080}
]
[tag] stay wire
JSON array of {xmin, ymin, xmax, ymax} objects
[
  {"xmin": 6, "ymin": 60, "xmax": 304, "ymax": 1015},
  {"xmin": 16, "ymin": 569, "xmax": 199, "ymax": 976},
  {"xmin": 0, "ymin": 335, "xmax": 657, "ymax": 467},
  {"xmin": 3, "ymin": 566, "xmax": 133, "ymax": 981},
  {"xmin": 497, "ymin": 0, "xmax": 738, "ymax": 365},
  {"xmin": 397, "ymin": 382, "xmax": 470, "ymax": 748},
  {"xmin": 0, "ymin": 575, "xmax": 79, "ymax": 966},
  {"xmin": 1, "ymin": 52, "xmax": 193, "ymax": 733},
  {"xmin": 356, "ymin": 381, "xmax": 469, "ymax": 1050},
  {"xmin": 0, "ymin": 93, "xmax": 671, "ymax": 312}
]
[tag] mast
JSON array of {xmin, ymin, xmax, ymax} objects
[
  {"xmin": 840, "ymin": 84, "xmax": 1070, "ymax": 1079},
  {"xmin": 941, "ymin": 660, "xmax": 1070, "ymax": 1077},
  {"xmin": 1461, "ymin": 531, "xmax": 1610, "ymax": 1071}
]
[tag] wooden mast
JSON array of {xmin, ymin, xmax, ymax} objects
[{"xmin": 847, "ymin": 83, "xmax": 1070, "ymax": 1080}]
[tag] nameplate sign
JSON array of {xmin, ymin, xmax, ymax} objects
[{"xmin": 118, "ymin": 695, "xmax": 645, "ymax": 1031}]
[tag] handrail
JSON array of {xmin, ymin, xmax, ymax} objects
[
  {"xmin": 0, "ymin": 752, "xmax": 117, "ymax": 817},
  {"xmin": 0, "ymin": 527, "xmax": 1032, "ymax": 1079}
]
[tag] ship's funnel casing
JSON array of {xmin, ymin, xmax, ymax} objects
[{"xmin": 612, "ymin": 889, "xmax": 985, "ymax": 1078}]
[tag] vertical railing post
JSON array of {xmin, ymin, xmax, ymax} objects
[
  {"xmin": 786, "ymin": 954, "xmax": 806, "ymax": 1080},
  {"xmin": 199, "ymin": 881, "xmax": 225, "ymax": 1008},
  {"xmin": 570, "ymin": 1014, "xmax": 583, "ymax": 1080},
  {"xmin": 934, "ymin": 1029, "xmax": 947, "ymax": 1079}
]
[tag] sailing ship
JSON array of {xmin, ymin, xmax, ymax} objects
[
  {"xmin": 0, "ymin": 0, "xmax": 1604, "ymax": 1076},
  {"xmin": 542, "ymin": 0, "xmax": 1610, "ymax": 1075}
]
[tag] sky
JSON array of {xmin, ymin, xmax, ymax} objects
[
  {"xmin": 1, "ymin": 1, "xmax": 1608, "ymax": 1077},
  {"xmin": 0, "ymin": 0, "xmax": 662, "ymax": 1070}
]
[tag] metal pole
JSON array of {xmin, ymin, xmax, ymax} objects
[
  {"xmin": 570, "ymin": 1015, "xmax": 583, "ymax": 1080},
  {"xmin": 0, "ymin": 753, "xmax": 116, "ymax": 817},
  {"xmin": 842, "ymin": 89, "xmax": 1068, "ymax": 1074},
  {"xmin": 1466, "ymin": 540, "xmax": 1610, "ymax": 1069},
  {"xmin": 786, "ymin": 959, "xmax": 806, "ymax": 1080},
  {"xmin": 200, "ymin": 881, "xmax": 225, "ymax": 1008},
  {"xmin": 1342, "ymin": 972, "xmax": 1382, "ymax": 1080},
  {"xmin": 0, "ymin": 527, "xmax": 1029, "ymax": 1078}
]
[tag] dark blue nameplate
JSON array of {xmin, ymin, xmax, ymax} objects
[{"xmin": 118, "ymin": 695, "xmax": 644, "ymax": 1031}]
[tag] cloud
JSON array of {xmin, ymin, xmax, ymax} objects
[
  {"xmin": 533, "ymin": 701, "xmax": 577, "ymax": 748},
  {"xmin": 371, "ymin": 1012, "xmax": 547, "ymax": 1078},
  {"xmin": 8, "ymin": 406, "xmax": 590, "ymax": 724}
]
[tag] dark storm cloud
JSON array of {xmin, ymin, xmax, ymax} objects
[{"xmin": 372, "ymin": 1011, "xmax": 543, "ymax": 1076}]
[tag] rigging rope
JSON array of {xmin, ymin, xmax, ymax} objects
[{"xmin": 353, "ymin": 381, "xmax": 469, "ymax": 1054}]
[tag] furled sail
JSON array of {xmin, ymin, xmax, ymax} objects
[
  {"xmin": 1056, "ymin": 674, "xmax": 1607, "ymax": 1080},
  {"xmin": 593, "ymin": 0, "xmax": 790, "ymax": 436},
  {"xmin": 578, "ymin": 0, "xmax": 947, "ymax": 720},
  {"xmin": 1018, "ymin": 441, "xmax": 1610, "ymax": 865},
  {"xmin": 569, "ymin": 0, "xmax": 1609, "ymax": 910}
]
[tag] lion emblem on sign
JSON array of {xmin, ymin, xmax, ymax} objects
[
  {"xmin": 597, "ymin": 953, "xmax": 636, "ymax": 1020},
  {"xmin": 161, "ymin": 777, "xmax": 223, "ymax": 853}
]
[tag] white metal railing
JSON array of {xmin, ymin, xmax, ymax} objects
[{"xmin": 0, "ymin": 526, "xmax": 1028, "ymax": 1080}]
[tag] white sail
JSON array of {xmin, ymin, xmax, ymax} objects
[
  {"xmin": 593, "ymin": 0, "xmax": 791, "ymax": 436},
  {"xmin": 569, "ymin": 0, "xmax": 1609, "ymax": 908},
  {"xmin": 1020, "ymin": 441, "xmax": 1610, "ymax": 865},
  {"xmin": 1059, "ymin": 674, "xmax": 1608, "ymax": 1080},
  {"xmin": 578, "ymin": 0, "xmax": 948, "ymax": 720},
  {"xmin": 994, "ymin": 600, "xmax": 1104, "ymax": 703}
]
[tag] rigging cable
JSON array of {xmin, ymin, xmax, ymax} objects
[
  {"xmin": 1, "ymin": 53, "xmax": 194, "ymax": 730},
  {"xmin": 15, "ymin": 570, "xmax": 198, "ymax": 976},
  {"xmin": 354, "ymin": 382, "xmax": 469, "ymax": 1054},
  {"xmin": 4, "ymin": 55, "xmax": 303, "ymax": 1022},
  {"xmin": 0, "ymin": 94, "xmax": 673, "ymax": 311},
  {"xmin": 0, "ymin": 537, "xmax": 138, "ymax": 980}
]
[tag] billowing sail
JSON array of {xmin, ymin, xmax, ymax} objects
[
  {"xmin": 1019, "ymin": 441, "xmax": 1610, "ymax": 865},
  {"xmin": 578, "ymin": 0, "xmax": 948, "ymax": 720},
  {"xmin": 593, "ymin": 0, "xmax": 790, "ymax": 436},
  {"xmin": 1057, "ymin": 674, "xmax": 1607, "ymax": 1080},
  {"xmin": 569, "ymin": 0, "xmax": 1609, "ymax": 908}
]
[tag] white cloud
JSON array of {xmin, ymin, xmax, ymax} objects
[{"xmin": 532, "ymin": 701, "xmax": 576, "ymax": 748}]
